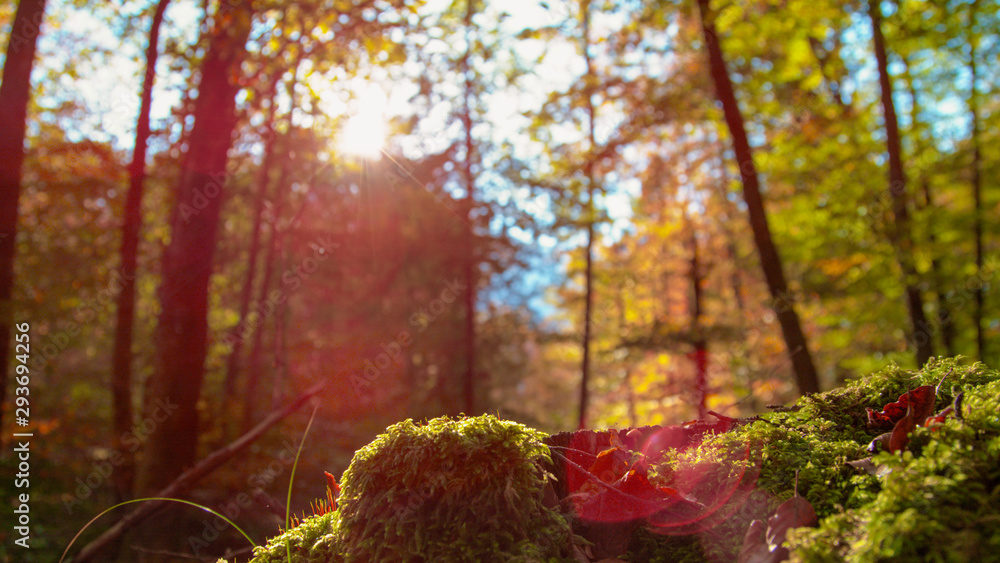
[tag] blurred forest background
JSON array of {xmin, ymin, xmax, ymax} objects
[{"xmin": 0, "ymin": 0, "xmax": 997, "ymax": 560}]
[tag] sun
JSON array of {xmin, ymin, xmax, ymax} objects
[{"xmin": 338, "ymin": 86, "xmax": 388, "ymax": 159}]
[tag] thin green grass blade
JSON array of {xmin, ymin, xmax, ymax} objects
[
  {"xmin": 285, "ymin": 403, "xmax": 320, "ymax": 561},
  {"xmin": 60, "ymin": 497, "xmax": 257, "ymax": 563}
]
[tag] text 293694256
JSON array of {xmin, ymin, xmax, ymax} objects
[{"xmin": 12, "ymin": 322, "xmax": 32, "ymax": 549}]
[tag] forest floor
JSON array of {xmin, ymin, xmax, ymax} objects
[{"xmin": 238, "ymin": 356, "xmax": 1000, "ymax": 563}]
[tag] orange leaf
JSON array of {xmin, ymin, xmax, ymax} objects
[
  {"xmin": 588, "ymin": 444, "xmax": 632, "ymax": 484},
  {"xmin": 924, "ymin": 406, "xmax": 954, "ymax": 428},
  {"xmin": 325, "ymin": 471, "xmax": 340, "ymax": 509}
]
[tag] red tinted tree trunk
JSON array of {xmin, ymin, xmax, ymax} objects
[
  {"xmin": 868, "ymin": 0, "xmax": 933, "ymax": 367},
  {"xmin": 461, "ymin": 0, "xmax": 478, "ymax": 415},
  {"xmin": 695, "ymin": 0, "xmax": 820, "ymax": 394},
  {"xmin": 242, "ymin": 159, "xmax": 290, "ymax": 433},
  {"xmin": 578, "ymin": 0, "xmax": 597, "ymax": 429},
  {"xmin": 0, "ymin": 0, "xmax": 48, "ymax": 449},
  {"xmin": 135, "ymin": 0, "xmax": 254, "ymax": 495},
  {"xmin": 110, "ymin": 0, "xmax": 170, "ymax": 501},
  {"xmin": 218, "ymin": 77, "xmax": 281, "ymax": 440}
]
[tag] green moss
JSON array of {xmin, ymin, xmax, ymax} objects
[
  {"xmin": 244, "ymin": 510, "xmax": 343, "ymax": 563},
  {"xmin": 246, "ymin": 359, "xmax": 1000, "ymax": 562},
  {"xmin": 626, "ymin": 527, "xmax": 706, "ymax": 562},
  {"xmin": 248, "ymin": 414, "xmax": 574, "ymax": 562},
  {"xmin": 639, "ymin": 357, "xmax": 1000, "ymax": 561},
  {"xmin": 787, "ymin": 373, "xmax": 1000, "ymax": 562}
]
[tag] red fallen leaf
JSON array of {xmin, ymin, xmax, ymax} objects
[
  {"xmin": 888, "ymin": 394, "xmax": 917, "ymax": 453},
  {"xmin": 765, "ymin": 495, "xmax": 817, "ymax": 549},
  {"xmin": 588, "ymin": 441, "xmax": 632, "ymax": 484},
  {"xmin": 867, "ymin": 370, "xmax": 951, "ymax": 431},
  {"xmin": 649, "ymin": 438, "xmax": 761, "ymax": 535},
  {"xmin": 924, "ymin": 406, "xmax": 954, "ymax": 428},
  {"xmin": 869, "ymin": 401, "xmax": 955, "ymax": 454},
  {"xmin": 574, "ymin": 467, "xmax": 695, "ymax": 523},
  {"xmin": 866, "ymin": 385, "xmax": 937, "ymax": 431},
  {"xmin": 738, "ymin": 475, "xmax": 817, "ymax": 563},
  {"xmin": 618, "ymin": 468, "xmax": 675, "ymax": 501}
]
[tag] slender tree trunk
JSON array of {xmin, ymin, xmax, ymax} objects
[
  {"xmin": 109, "ymin": 0, "xmax": 170, "ymax": 501},
  {"xmin": 686, "ymin": 210, "xmax": 708, "ymax": 420},
  {"xmin": 271, "ymin": 245, "xmax": 288, "ymax": 411},
  {"xmin": 578, "ymin": 0, "xmax": 597, "ymax": 429},
  {"xmin": 900, "ymin": 56, "xmax": 955, "ymax": 357},
  {"xmin": 135, "ymin": 0, "xmax": 254, "ymax": 495},
  {"xmin": 243, "ymin": 163, "xmax": 290, "ymax": 432},
  {"xmin": 967, "ymin": 0, "xmax": 985, "ymax": 360},
  {"xmin": 461, "ymin": 0, "xmax": 478, "ymax": 415},
  {"xmin": 615, "ymin": 289, "xmax": 637, "ymax": 427},
  {"xmin": 0, "ymin": 0, "xmax": 48, "ymax": 451},
  {"xmin": 217, "ymin": 77, "xmax": 281, "ymax": 440},
  {"xmin": 240, "ymin": 68, "xmax": 303, "ymax": 432},
  {"xmin": 695, "ymin": 0, "xmax": 820, "ymax": 394},
  {"xmin": 868, "ymin": 0, "xmax": 933, "ymax": 367},
  {"xmin": 920, "ymin": 180, "xmax": 956, "ymax": 355}
]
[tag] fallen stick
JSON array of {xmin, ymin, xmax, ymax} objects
[{"xmin": 70, "ymin": 379, "xmax": 328, "ymax": 562}]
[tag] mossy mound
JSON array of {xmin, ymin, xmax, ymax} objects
[
  {"xmin": 244, "ymin": 414, "xmax": 574, "ymax": 562},
  {"xmin": 641, "ymin": 357, "xmax": 1000, "ymax": 561}
]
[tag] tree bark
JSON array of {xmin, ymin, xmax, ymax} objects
[
  {"xmin": 695, "ymin": 0, "xmax": 820, "ymax": 394},
  {"xmin": 135, "ymin": 0, "xmax": 255, "ymax": 495},
  {"xmin": 686, "ymin": 210, "xmax": 708, "ymax": 420},
  {"xmin": 461, "ymin": 0, "xmax": 478, "ymax": 415},
  {"xmin": 578, "ymin": 0, "xmax": 597, "ymax": 429},
  {"xmin": 218, "ymin": 76, "xmax": 282, "ymax": 440},
  {"xmin": 967, "ymin": 0, "xmax": 984, "ymax": 360},
  {"xmin": 900, "ymin": 55, "xmax": 955, "ymax": 358},
  {"xmin": 242, "ymin": 167, "xmax": 286, "ymax": 433},
  {"xmin": 110, "ymin": 0, "xmax": 170, "ymax": 501},
  {"xmin": 867, "ymin": 0, "xmax": 933, "ymax": 367},
  {"xmin": 0, "ymin": 0, "xmax": 48, "ymax": 451}
]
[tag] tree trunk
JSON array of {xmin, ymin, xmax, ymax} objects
[
  {"xmin": 900, "ymin": 55, "xmax": 955, "ymax": 358},
  {"xmin": 0, "ymin": 0, "xmax": 48, "ymax": 451},
  {"xmin": 110, "ymin": 0, "xmax": 170, "ymax": 501},
  {"xmin": 920, "ymin": 180, "xmax": 956, "ymax": 356},
  {"xmin": 967, "ymin": 0, "xmax": 984, "ymax": 360},
  {"xmin": 695, "ymin": 0, "xmax": 820, "ymax": 394},
  {"xmin": 578, "ymin": 0, "xmax": 597, "ymax": 429},
  {"xmin": 461, "ymin": 0, "xmax": 478, "ymax": 415},
  {"xmin": 686, "ymin": 210, "xmax": 708, "ymax": 420},
  {"xmin": 243, "ymin": 162, "xmax": 290, "ymax": 433},
  {"xmin": 135, "ymin": 0, "xmax": 254, "ymax": 495},
  {"xmin": 868, "ymin": 0, "xmax": 933, "ymax": 367},
  {"xmin": 218, "ymin": 77, "xmax": 281, "ymax": 440}
]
